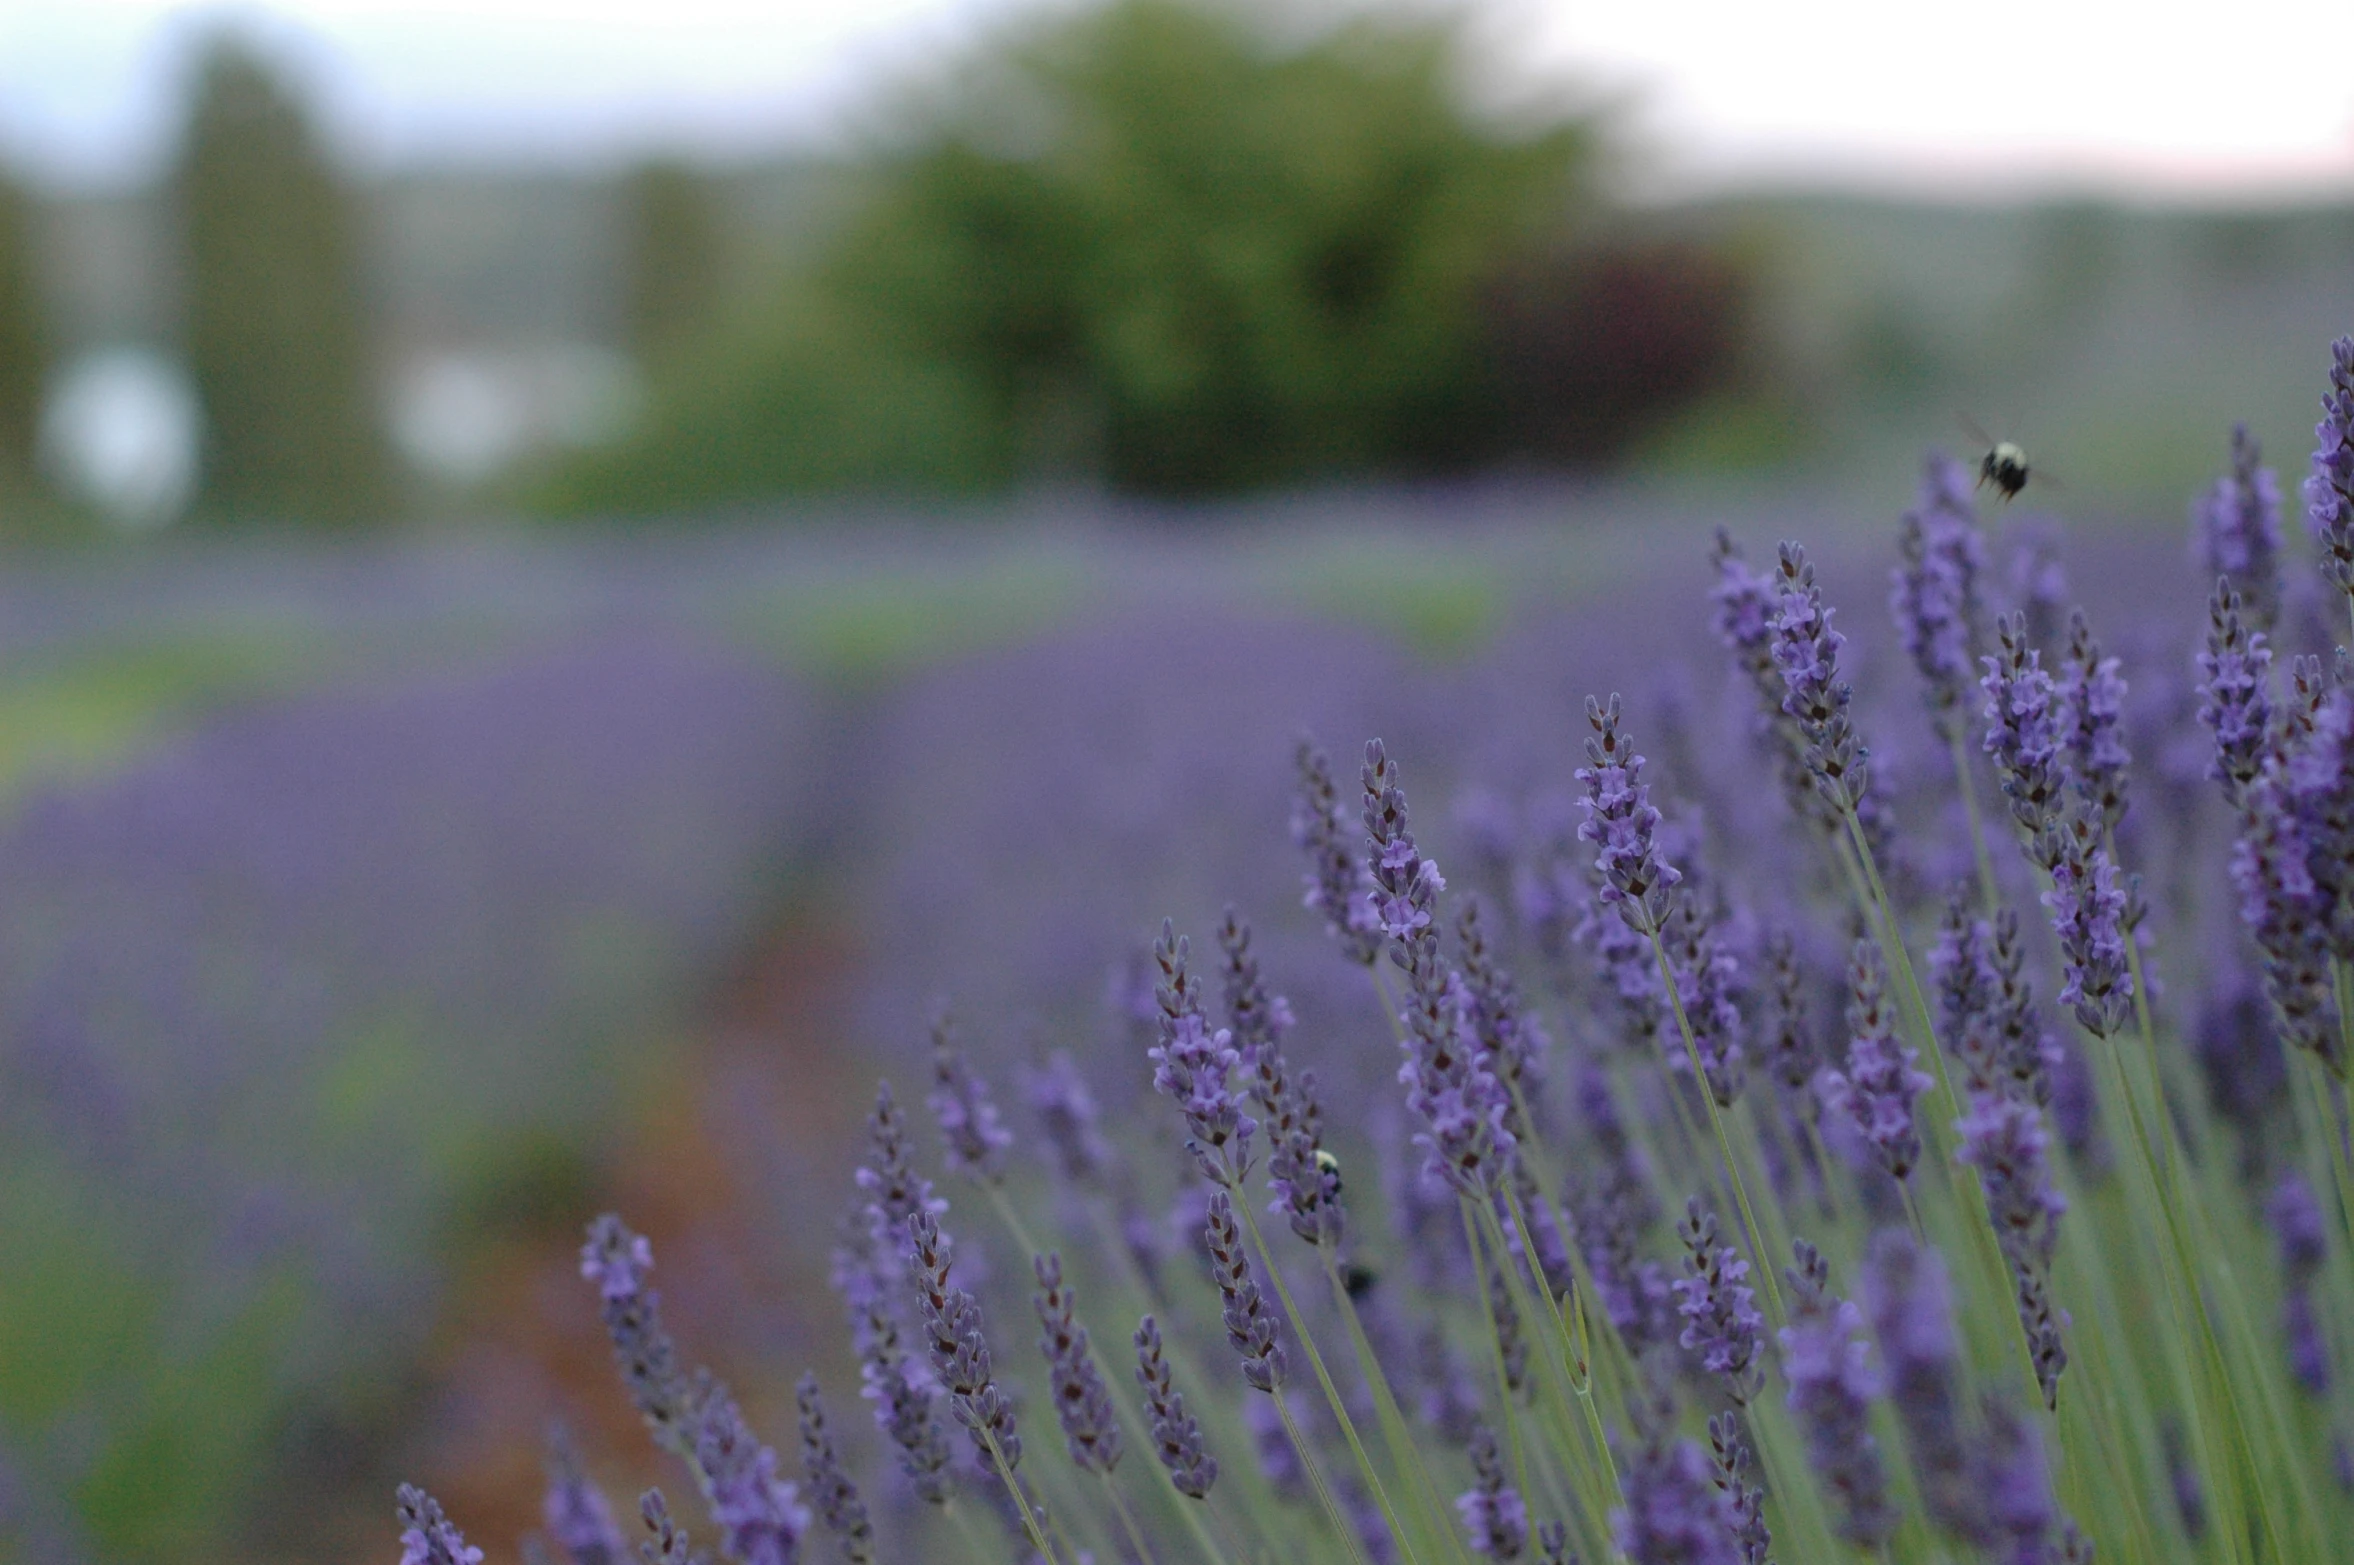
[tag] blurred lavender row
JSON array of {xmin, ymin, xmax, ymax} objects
[{"xmin": 0, "ymin": 630, "xmax": 812, "ymax": 1555}]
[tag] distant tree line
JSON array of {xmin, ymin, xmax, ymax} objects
[{"xmin": 546, "ymin": 0, "xmax": 1752, "ymax": 513}]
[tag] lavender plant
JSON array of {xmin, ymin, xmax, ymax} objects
[{"xmin": 394, "ymin": 342, "xmax": 2354, "ymax": 1565}]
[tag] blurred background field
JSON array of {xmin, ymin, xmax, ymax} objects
[{"xmin": 0, "ymin": 0, "xmax": 2347, "ymax": 1557}]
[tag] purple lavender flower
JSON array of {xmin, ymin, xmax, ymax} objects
[
  {"xmin": 1714, "ymin": 528, "xmax": 1836, "ymax": 831},
  {"xmin": 2198, "ymin": 579, "xmax": 2274, "ymax": 806},
  {"xmin": 1771, "ymin": 541, "xmax": 1872, "ymax": 811},
  {"xmin": 2040, "ymin": 809, "xmax": 2136, "ymax": 1038},
  {"xmin": 795, "ymin": 1377, "xmax": 873, "ymax": 1565},
  {"xmin": 1576, "ymin": 696, "xmax": 1682, "ymax": 935},
  {"xmin": 1032, "ymin": 1251, "xmax": 1125, "ymax": 1474},
  {"xmin": 2056, "ymin": 609, "xmax": 2130, "ymax": 830},
  {"xmin": 1536, "ymin": 1519, "xmax": 1575, "ymax": 1565},
  {"xmin": 2271, "ymin": 1172, "xmax": 2332, "ymax": 1396},
  {"xmin": 1977, "ymin": 1398, "xmax": 2079, "ymax": 1565},
  {"xmin": 1370, "ymin": 741, "xmax": 1517, "ymax": 1195},
  {"xmin": 1024, "ymin": 1051, "xmax": 1111, "ymax": 1187},
  {"xmin": 1860, "ymin": 1230, "xmax": 1985, "ymax": 1543},
  {"xmin": 1613, "ymin": 1426, "xmax": 1740, "ymax": 1565},
  {"xmin": 693, "ymin": 1384, "xmax": 814, "ymax": 1565},
  {"xmin": 2229, "ymin": 763, "xmax": 2341, "ymax": 1072},
  {"xmin": 1955, "ymin": 1089, "xmax": 2070, "ymax": 1407},
  {"xmin": 398, "ymin": 1484, "xmax": 484, "ymax": 1565},
  {"xmin": 1705, "ymin": 1413, "xmax": 1770, "ymax": 1565},
  {"xmin": 2305, "ymin": 335, "xmax": 2354, "ymax": 602},
  {"xmin": 1148, "ymin": 920, "xmax": 1258, "ymax": 1185},
  {"xmin": 853, "ymin": 1082, "xmax": 946, "ymax": 1258},
  {"xmin": 1982, "ymin": 612, "xmax": 2069, "ymax": 838},
  {"xmin": 836, "ymin": 1230, "xmax": 954, "ymax": 1505},
  {"xmin": 1819, "ymin": 942, "xmax": 1933, "ymax": 1181},
  {"xmin": 1458, "ymin": 1420, "xmax": 1530, "ymax": 1559},
  {"xmin": 1295, "ymin": 739, "xmax": 1384, "ymax": 965},
  {"xmin": 1780, "ymin": 1240, "xmax": 1896, "ymax": 1548},
  {"xmin": 2198, "ymin": 422, "xmax": 2284, "ymax": 629},
  {"xmin": 1204, "ymin": 1190, "xmax": 1287, "ymax": 1392},
  {"xmin": 927, "ymin": 1013, "xmax": 1012, "ymax": 1186},
  {"xmin": 1892, "ymin": 451, "xmax": 1987, "ymax": 733},
  {"xmin": 637, "ymin": 1490, "xmax": 693, "ymax": 1565},
  {"xmin": 906, "ymin": 1209, "xmax": 1024, "ymax": 1471},
  {"xmin": 1134, "ymin": 1314, "xmax": 1219, "ymax": 1499},
  {"xmin": 1759, "ymin": 929, "xmax": 1817, "ymax": 1093},
  {"xmin": 1222, "ymin": 908, "xmax": 1345, "ymax": 1247},
  {"xmin": 544, "ymin": 1426, "xmax": 627, "ymax": 1565},
  {"xmin": 1674, "ymin": 1198, "xmax": 1763, "ymax": 1405},
  {"xmin": 1659, "ymin": 894, "xmax": 1745, "ymax": 1107},
  {"xmin": 581, "ymin": 1215, "xmax": 695, "ymax": 1454},
  {"xmin": 1456, "ymin": 896, "xmax": 1550, "ymax": 1116}
]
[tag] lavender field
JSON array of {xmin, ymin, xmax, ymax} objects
[{"xmin": 7, "ymin": 426, "xmax": 2353, "ymax": 1565}]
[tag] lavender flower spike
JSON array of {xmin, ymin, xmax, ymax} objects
[
  {"xmin": 2271, "ymin": 1172, "xmax": 2332, "ymax": 1396},
  {"xmin": 1780, "ymin": 1240, "xmax": 1896, "ymax": 1548},
  {"xmin": 1204, "ymin": 1190, "xmax": 1287, "ymax": 1392},
  {"xmin": 2041, "ymin": 811, "xmax": 2135, "ymax": 1038},
  {"xmin": 1222, "ymin": 907, "xmax": 1345, "ymax": 1247},
  {"xmin": 2198, "ymin": 422, "xmax": 2284, "ymax": 629},
  {"xmin": 907, "ymin": 1209, "xmax": 1024, "ymax": 1470},
  {"xmin": 1892, "ymin": 450, "xmax": 1986, "ymax": 733},
  {"xmin": 398, "ymin": 1484, "xmax": 486, "ymax": 1565},
  {"xmin": 1294, "ymin": 739, "xmax": 1383, "ymax": 965},
  {"xmin": 2198, "ymin": 579, "xmax": 2274, "ymax": 806},
  {"xmin": 545, "ymin": 1425, "xmax": 628, "ymax": 1565},
  {"xmin": 1148, "ymin": 919, "xmax": 1257, "ymax": 1185},
  {"xmin": 1033, "ymin": 1252, "xmax": 1125, "ymax": 1474},
  {"xmin": 928, "ymin": 1011, "xmax": 1012, "ymax": 1186},
  {"xmin": 1860, "ymin": 1230, "xmax": 1984, "ymax": 1543},
  {"xmin": 1673, "ymin": 1198, "xmax": 1763, "ymax": 1405},
  {"xmin": 1135, "ymin": 1314, "xmax": 1219, "ymax": 1498},
  {"xmin": 1819, "ymin": 942, "xmax": 1933, "ymax": 1181},
  {"xmin": 1457, "ymin": 1419, "xmax": 1531, "ymax": 1559},
  {"xmin": 2304, "ymin": 335, "xmax": 2354, "ymax": 604},
  {"xmin": 2229, "ymin": 762, "xmax": 2341, "ymax": 1072},
  {"xmin": 1981, "ymin": 611, "xmax": 2068, "ymax": 838},
  {"xmin": 1614, "ymin": 1427, "xmax": 1740, "ymax": 1565},
  {"xmin": 2056, "ymin": 608, "xmax": 2130, "ymax": 830},
  {"xmin": 1706, "ymin": 1413, "xmax": 1771, "ymax": 1565},
  {"xmin": 638, "ymin": 1490, "xmax": 694, "ymax": 1565},
  {"xmin": 1771, "ymin": 541, "xmax": 1872, "ymax": 811},
  {"xmin": 853, "ymin": 1081, "xmax": 945, "ymax": 1257},
  {"xmin": 796, "ymin": 1376, "xmax": 875, "ymax": 1565},
  {"xmin": 1576, "ymin": 695, "xmax": 1682, "ymax": 935}
]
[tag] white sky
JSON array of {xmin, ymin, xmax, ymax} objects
[{"xmin": 3, "ymin": 0, "xmax": 2352, "ymax": 198}]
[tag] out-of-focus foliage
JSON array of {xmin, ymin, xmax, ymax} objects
[
  {"xmin": 173, "ymin": 34, "xmax": 389, "ymax": 525},
  {"xmin": 545, "ymin": 0, "xmax": 1700, "ymax": 512},
  {"xmin": 0, "ymin": 169, "xmax": 47, "ymax": 489},
  {"xmin": 620, "ymin": 160, "xmax": 728, "ymax": 372}
]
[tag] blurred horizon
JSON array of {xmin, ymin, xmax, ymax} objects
[{"xmin": 7, "ymin": 0, "xmax": 2353, "ymax": 198}]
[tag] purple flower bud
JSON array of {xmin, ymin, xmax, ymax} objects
[
  {"xmin": 1204, "ymin": 1190, "xmax": 1287, "ymax": 1393},
  {"xmin": 398, "ymin": 1484, "xmax": 485, "ymax": 1565},
  {"xmin": 1860, "ymin": 1230, "xmax": 1983, "ymax": 1544},
  {"xmin": 853, "ymin": 1082, "xmax": 946, "ymax": 1257},
  {"xmin": 795, "ymin": 1377, "xmax": 874, "ymax": 1565},
  {"xmin": 1295, "ymin": 740, "xmax": 1384, "ymax": 965},
  {"xmin": 1613, "ymin": 1427, "xmax": 1740, "ymax": 1565},
  {"xmin": 2198, "ymin": 579, "xmax": 2274, "ymax": 806},
  {"xmin": 1458, "ymin": 1420, "xmax": 1530, "ymax": 1559},
  {"xmin": 1134, "ymin": 1314, "xmax": 1219, "ymax": 1499},
  {"xmin": 690, "ymin": 1381, "xmax": 812, "ymax": 1565},
  {"xmin": 580, "ymin": 1215, "xmax": 695, "ymax": 1455},
  {"xmin": 1892, "ymin": 451, "xmax": 1986, "ymax": 733},
  {"xmin": 1148, "ymin": 920, "xmax": 1258, "ymax": 1185},
  {"xmin": 2056, "ymin": 609, "xmax": 2130, "ymax": 830},
  {"xmin": 2229, "ymin": 761, "xmax": 2342, "ymax": 1071},
  {"xmin": 1674, "ymin": 1198, "xmax": 1763, "ymax": 1405},
  {"xmin": 1032, "ymin": 1252, "xmax": 1124, "ymax": 1474},
  {"xmin": 2305, "ymin": 336, "xmax": 2354, "ymax": 600},
  {"xmin": 637, "ymin": 1490, "xmax": 693, "ymax": 1565},
  {"xmin": 1819, "ymin": 942, "xmax": 1933, "ymax": 1181},
  {"xmin": 1780, "ymin": 1241, "xmax": 1896, "ymax": 1549},
  {"xmin": 2272, "ymin": 1171, "xmax": 2333, "ymax": 1396},
  {"xmin": 1982, "ymin": 612, "xmax": 2069, "ymax": 839},
  {"xmin": 1658, "ymin": 894, "xmax": 1745, "ymax": 1107},
  {"xmin": 1759, "ymin": 929, "xmax": 1818, "ymax": 1094},
  {"xmin": 1537, "ymin": 1519, "xmax": 1575, "ymax": 1565},
  {"xmin": 544, "ymin": 1426, "xmax": 627, "ymax": 1565},
  {"xmin": 2197, "ymin": 423, "xmax": 2284, "ymax": 630},
  {"xmin": 1771, "ymin": 542, "xmax": 1872, "ymax": 811},
  {"xmin": 1706, "ymin": 1413, "xmax": 1771, "ymax": 1565},
  {"xmin": 1576, "ymin": 696, "xmax": 1682, "ymax": 934},
  {"xmin": 1024, "ymin": 1051, "xmax": 1110, "ymax": 1187},
  {"xmin": 927, "ymin": 1013, "xmax": 1012, "ymax": 1186},
  {"xmin": 906, "ymin": 1209, "xmax": 1023, "ymax": 1471},
  {"xmin": 1222, "ymin": 908, "xmax": 1345, "ymax": 1247}
]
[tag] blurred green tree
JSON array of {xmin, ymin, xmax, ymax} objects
[
  {"xmin": 174, "ymin": 34, "xmax": 389, "ymax": 524},
  {"xmin": 621, "ymin": 159, "xmax": 728, "ymax": 371},
  {"xmin": 0, "ymin": 169, "xmax": 47, "ymax": 487},
  {"xmin": 546, "ymin": 0, "xmax": 1605, "ymax": 510}
]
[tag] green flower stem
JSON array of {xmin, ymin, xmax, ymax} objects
[
  {"xmin": 1271, "ymin": 1385, "xmax": 1378, "ymax": 1565},
  {"xmin": 1318, "ymin": 1244, "xmax": 1472, "ymax": 1565},
  {"xmin": 1947, "ymin": 723, "xmax": 2003, "ymax": 915},
  {"xmin": 980, "ymin": 1427, "xmax": 1064, "ymax": 1565},
  {"xmin": 1232, "ymin": 1193, "xmax": 1426, "ymax": 1565}
]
